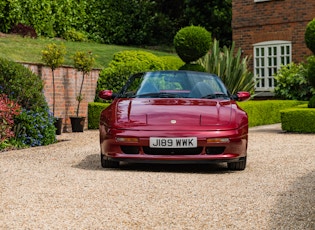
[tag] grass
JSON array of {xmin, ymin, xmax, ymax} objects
[{"xmin": 0, "ymin": 34, "xmax": 176, "ymax": 69}]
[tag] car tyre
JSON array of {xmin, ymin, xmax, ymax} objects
[
  {"xmin": 227, "ymin": 157, "xmax": 247, "ymax": 171},
  {"xmin": 101, "ymin": 153, "xmax": 119, "ymax": 168}
]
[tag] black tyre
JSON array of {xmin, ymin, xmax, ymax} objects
[
  {"xmin": 101, "ymin": 153, "xmax": 119, "ymax": 168},
  {"xmin": 227, "ymin": 157, "xmax": 247, "ymax": 171}
]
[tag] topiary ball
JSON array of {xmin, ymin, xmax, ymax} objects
[
  {"xmin": 308, "ymin": 95, "xmax": 315, "ymax": 108},
  {"xmin": 305, "ymin": 18, "xmax": 315, "ymax": 55},
  {"xmin": 174, "ymin": 25, "xmax": 212, "ymax": 64}
]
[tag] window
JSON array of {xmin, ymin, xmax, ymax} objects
[{"xmin": 253, "ymin": 41, "xmax": 291, "ymax": 91}]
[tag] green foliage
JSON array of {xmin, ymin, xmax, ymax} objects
[
  {"xmin": 238, "ymin": 100, "xmax": 305, "ymax": 127},
  {"xmin": 96, "ymin": 50, "xmax": 165, "ymax": 100},
  {"xmin": 174, "ymin": 25, "xmax": 212, "ymax": 63},
  {"xmin": 159, "ymin": 56, "xmax": 184, "ymax": 70},
  {"xmin": 41, "ymin": 43, "xmax": 66, "ymax": 70},
  {"xmin": 274, "ymin": 62, "xmax": 313, "ymax": 101},
  {"xmin": 88, "ymin": 102, "xmax": 110, "ymax": 129},
  {"xmin": 14, "ymin": 107, "xmax": 56, "ymax": 147},
  {"xmin": 281, "ymin": 106, "xmax": 315, "ymax": 133},
  {"xmin": 63, "ymin": 29, "xmax": 88, "ymax": 42},
  {"xmin": 305, "ymin": 18, "xmax": 315, "ymax": 54},
  {"xmin": 306, "ymin": 55, "xmax": 315, "ymax": 88},
  {"xmin": 183, "ymin": 0, "xmax": 232, "ymax": 47},
  {"xmin": 198, "ymin": 39, "xmax": 255, "ymax": 95},
  {"xmin": 0, "ymin": 0, "xmax": 233, "ymax": 46},
  {"xmin": 179, "ymin": 63, "xmax": 206, "ymax": 72},
  {"xmin": 308, "ymin": 95, "xmax": 315, "ymax": 108},
  {"xmin": 0, "ymin": 57, "xmax": 47, "ymax": 110}
]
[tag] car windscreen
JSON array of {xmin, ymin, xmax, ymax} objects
[{"xmin": 119, "ymin": 71, "xmax": 230, "ymax": 99}]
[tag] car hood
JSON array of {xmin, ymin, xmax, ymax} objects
[{"xmin": 112, "ymin": 98, "xmax": 240, "ymax": 130}]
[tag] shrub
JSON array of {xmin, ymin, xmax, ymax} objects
[
  {"xmin": 0, "ymin": 58, "xmax": 56, "ymax": 149},
  {"xmin": 159, "ymin": 56, "xmax": 184, "ymax": 70},
  {"xmin": 198, "ymin": 39, "xmax": 255, "ymax": 94},
  {"xmin": 174, "ymin": 25, "xmax": 212, "ymax": 63},
  {"xmin": 305, "ymin": 18, "xmax": 315, "ymax": 54},
  {"xmin": 14, "ymin": 107, "xmax": 56, "ymax": 147},
  {"xmin": 238, "ymin": 100, "xmax": 305, "ymax": 127},
  {"xmin": 281, "ymin": 106, "xmax": 315, "ymax": 133},
  {"xmin": 96, "ymin": 50, "xmax": 165, "ymax": 100},
  {"xmin": 88, "ymin": 102, "xmax": 110, "ymax": 129},
  {"xmin": 274, "ymin": 62, "xmax": 313, "ymax": 101},
  {"xmin": 63, "ymin": 29, "xmax": 88, "ymax": 42},
  {"xmin": 179, "ymin": 63, "xmax": 206, "ymax": 72},
  {"xmin": 0, "ymin": 94, "xmax": 21, "ymax": 143},
  {"xmin": 0, "ymin": 58, "xmax": 47, "ymax": 110},
  {"xmin": 10, "ymin": 23, "xmax": 37, "ymax": 38}
]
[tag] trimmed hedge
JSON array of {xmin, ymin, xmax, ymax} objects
[
  {"xmin": 280, "ymin": 105, "xmax": 315, "ymax": 133},
  {"xmin": 88, "ymin": 102, "xmax": 110, "ymax": 129},
  {"xmin": 238, "ymin": 100, "xmax": 305, "ymax": 127}
]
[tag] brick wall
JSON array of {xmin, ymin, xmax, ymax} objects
[
  {"xmin": 22, "ymin": 63, "xmax": 101, "ymax": 132},
  {"xmin": 232, "ymin": 0, "xmax": 315, "ymax": 69}
]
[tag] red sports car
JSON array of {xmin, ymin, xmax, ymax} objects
[{"xmin": 99, "ymin": 70, "xmax": 250, "ymax": 170}]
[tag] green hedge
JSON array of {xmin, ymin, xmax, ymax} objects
[
  {"xmin": 280, "ymin": 105, "xmax": 315, "ymax": 133},
  {"xmin": 238, "ymin": 100, "xmax": 305, "ymax": 127},
  {"xmin": 88, "ymin": 102, "xmax": 110, "ymax": 129}
]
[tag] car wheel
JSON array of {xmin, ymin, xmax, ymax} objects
[
  {"xmin": 101, "ymin": 153, "xmax": 119, "ymax": 168},
  {"xmin": 227, "ymin": 157, "xmax": 247, "ymax": 171}
]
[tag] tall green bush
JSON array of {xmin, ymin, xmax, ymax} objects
[
  {"xmin": 0, "ymin": 58, "xmax": 46, "ymax": 109},
  {"xmin": 274, "ymin": 62, "xmax": 313, "ymax": 101},
  {"xmin": 305, "ymin": 18, "xmax": 315, "ymax": 55},
  {"xmin": 197, "ymin": 39, "xmax": 255, "ymax": 94}
]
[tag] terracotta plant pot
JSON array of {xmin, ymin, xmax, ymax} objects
[{"xmin": 70, "ymin": 117, "xmax": 86, "ymax": 132}]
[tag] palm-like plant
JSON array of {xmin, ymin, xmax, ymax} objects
[{"xmin": 197, "ymin": 39, "xmax": 255, "ymax": 95}]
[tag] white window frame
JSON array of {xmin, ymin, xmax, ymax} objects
[{"xmin": 253, "ymin": 40, "xmax": 292, "ymax": 91}]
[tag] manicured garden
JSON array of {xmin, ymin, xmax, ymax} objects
[{"xmin": 1, "ymin": 19, "xmax": 315, "ymax": 152}]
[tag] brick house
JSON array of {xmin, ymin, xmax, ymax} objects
[{"xmin": 232, "ymin": 0, "xmax": 315, "ymax": 95}]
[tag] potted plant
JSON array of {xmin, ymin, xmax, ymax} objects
[
  {"xmin": 41, "ymin": 43, "xmax": 66, "ymax": 135},
  {"xmin": 70, "ymin": 51, "xmax": 95, "ymax": 132}
]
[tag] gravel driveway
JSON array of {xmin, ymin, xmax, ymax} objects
[{"xmin": 1, "ymin": 124, "xmax": 314, "ymax": 229}]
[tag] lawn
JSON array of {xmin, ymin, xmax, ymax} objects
[{"xmin": 0, "ymin": 34, "xmax": 176, "ymax": 69}]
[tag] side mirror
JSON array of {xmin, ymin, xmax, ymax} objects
[
  {"xmin": 99, "ymin": 90, "xmax": 115, "ymax": 100},
  {"xmin": 236, "ymin": 91, "xmax": 251, "ymax": 101}
]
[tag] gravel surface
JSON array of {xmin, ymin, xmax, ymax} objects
[{"xmin": 1, "ymin": 124, "xmax": 314, "ymax": 229}]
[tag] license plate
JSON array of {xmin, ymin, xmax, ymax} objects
[{"xmin": 149, "ymin": 137, "xmax": 197, "ymax": 148}]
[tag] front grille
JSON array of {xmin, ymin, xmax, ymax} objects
[
  {"xmin": 205, "ymin": 147, "xmax": 225, "ymax": 155},
  {"xmin": 121, "ymin": 146, "xmax": 139, "ymax": 154},
  {"xmin": 143, "ymin": 147, "xmax": 203, "ymax": 155}
]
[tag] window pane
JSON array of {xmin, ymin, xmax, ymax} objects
[
  {"xmin": 274, "ymin": 57, "xmax": 277, "ymax": 66},
  {"xmin": 261, "ymin": 48, "xmax": 264, "ymax": 56},
  {"xmin": 261, "ymin": 58, "xmax": 264, "ymax": 67},
  {"xmin": 256, "ymin": 58, "xmax": 260, "ymax": 66},
  {"xmin": 273, "ymin": 47, "xmax": 277, "ymax": 55},
  {"xmin": 281, "ymin": 46, "xmax": 284, "ymax": 55},
  {"xmin": 268, "ymin": 47, "xmax": 272, "ymax": 55},
  {"xmin": 286, "ymin": 46, "xmax": 290, "ymax": 54},
  {"xmin": 256, "ymin": 48, "xmax": 260, "ymax": 56},
  {"xmin": 261, "ymin": 69, "xmax": 265, "ymax": 77}
]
